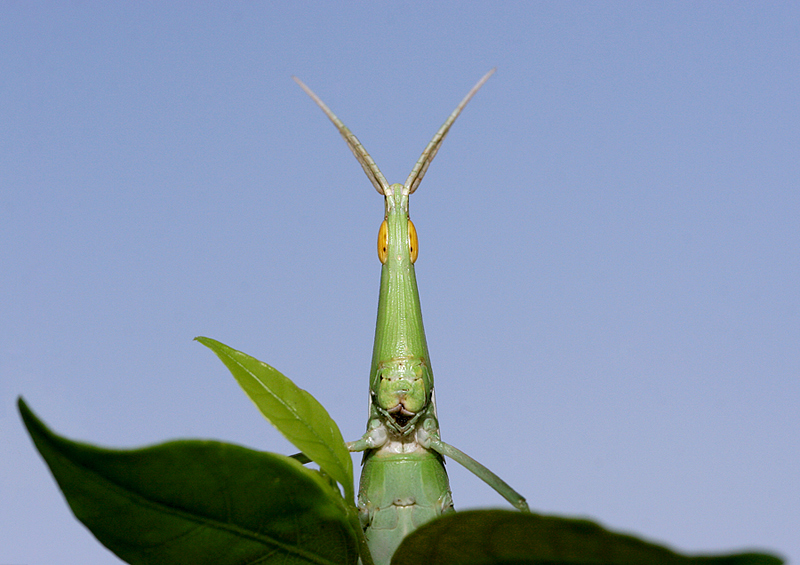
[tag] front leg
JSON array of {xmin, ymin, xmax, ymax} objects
[
  {"xmin": 414, "ymin": 414, "xmax": 441, "ymax": 449},
  {"xmin": 347, "ymin": 417, "xmax": 388, "ymax": 452},
  {"xmin": 425, "ymin": 435, "xmax": 529, "ymax": 512}
]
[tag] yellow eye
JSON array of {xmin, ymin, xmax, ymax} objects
[
  {"xmin": 377, "ymin": 219, "xmax": 418, "ymax": 264},
  {"xmin": 408, "ymin": 219, "xmax": 418, "ymax": 263},
  {"xmin": 378, "ymin": 220, "xmax": 388, "ymax": 264}
]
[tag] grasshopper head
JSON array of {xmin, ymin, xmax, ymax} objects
[{"xmin": 294, "ymin": 70, "xmax": 495, "ymax": 435}]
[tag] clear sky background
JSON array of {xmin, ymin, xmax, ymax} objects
[{"xmin": 1, "ymin": 3, "xmax": 797, "ymax": 564}]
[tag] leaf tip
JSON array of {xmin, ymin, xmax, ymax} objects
[
  {"xmin": 17, "ymin": 395, "xmax": 34, "ymax": 425},
  {"xmin": 17, "ymin": 396, "xmax": 49, "ymax": 447},
  {"xmin": 194, "ymin": 336, "xmax": 218, "ymax": 350}
]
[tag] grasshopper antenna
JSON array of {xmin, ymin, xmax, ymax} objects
[
  {"xmin": 405, "ymin": 68, "xmax": 495, "ymax": 194},
  {"xmin": 293, "ymin": 76, "xmax": 391, "ymax": 195}
]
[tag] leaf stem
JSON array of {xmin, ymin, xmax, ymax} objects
[{"xmin": 348, "ymin": 507, "xmax": 375, "ymax": 565}]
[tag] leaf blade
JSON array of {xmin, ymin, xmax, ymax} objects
[
  {"xmin": 195, "ymin": 336, "xmax": 354, "ymax": 501},
  {"xmin": 391, "ymin": 510, "xmax": 783, "ymax": 565},
  {"xmin": 19, "ymin": 397, "xmax": 358, "ymax": 565}
]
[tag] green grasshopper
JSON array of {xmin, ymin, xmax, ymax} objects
[
  {"xmin": 294, "ymin": 69, "xmax": 529, "ymax": 565},
  {"xmin": 19, "ymin": 68, "xmax": 782, "ymax": 565}
]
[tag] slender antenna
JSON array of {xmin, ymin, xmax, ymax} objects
[
  {"xmin": 293, "ymin": 76, "xmax": 390, "ymax": 195},
  {"xmin": 405, "ymin": 68, "xmax": 496, "ymax": 194}
]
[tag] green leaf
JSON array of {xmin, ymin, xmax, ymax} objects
[
  {"xmin": 19, "ymin": 398, "xmax": 358, "ymax": 565},
  {"xmin": 195, "ymin": 336, "xmax": 354, "ymax": 501},
  {"xmin": 391, "ymin": 510, "xmax": 782, "ymax": 565}
]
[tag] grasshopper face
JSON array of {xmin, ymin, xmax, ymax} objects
[{"xmin": 374, "ymin": 357, "xmax": 429, "ymax": 426}]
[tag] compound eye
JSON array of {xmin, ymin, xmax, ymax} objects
[
  {"xmin": 378, "ymin": 220, "xmax": 388, "ymax": 264},
  {"xmin": 408, "ymin": 220, "xmax": 418, "ymax": 263},
  {"xmin": 378, "ymin": 219, "xmax": 418, "ymax": 264}
]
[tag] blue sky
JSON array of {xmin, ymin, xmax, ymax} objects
[{"xmin": 1, "ymin": 3, "xmax": 797, "ymax": 563}]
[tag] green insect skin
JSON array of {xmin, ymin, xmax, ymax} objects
[
  {"xmin": 358, "ymin": 186, "xmax": 454, "ymax": 564},
  {"xmin": 295, "ymin": 70, "xmax": 528, "ymax": 565},
  {"xmin": 359, "ymin": 447, "xmax": 453, "ymax": 565}
]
